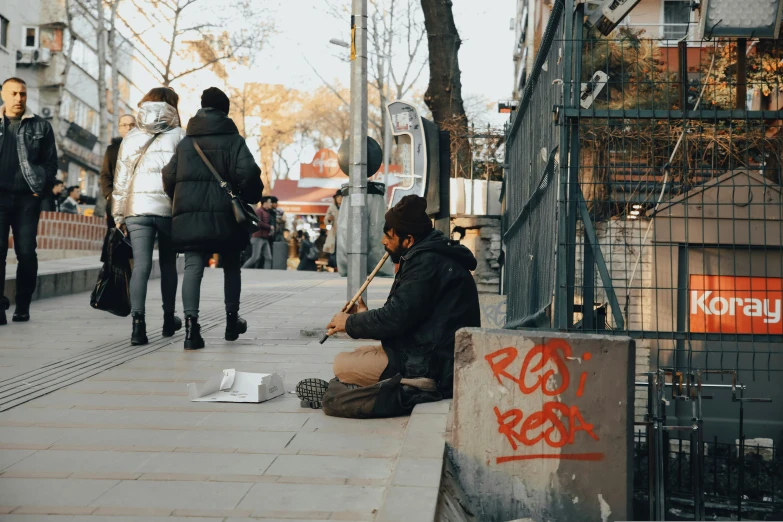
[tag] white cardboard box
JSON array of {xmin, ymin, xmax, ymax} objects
[{"xmin": 188, "ymin": 369, "xmax": 284, "ymax": 403}]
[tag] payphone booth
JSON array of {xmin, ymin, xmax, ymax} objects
[{"xmin": 386, "ymin": 101, "xmax": 449, "ymax": 230}]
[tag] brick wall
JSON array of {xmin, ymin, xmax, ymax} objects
[{"xmin": 8, "ymin": 212, "xmax": 105, "ymax": 251}]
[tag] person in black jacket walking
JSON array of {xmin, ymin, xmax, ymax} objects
[
  {"xmin": 0, "ymin": 77, "xmax": 58, "ymax": 325},
  {"xmin": 162, "ymin": 87, "xmax": 262, "ymax": 350},
  {"xmin": 295, "ymin": 195, "xmax": 481, "ymax": 418},
  {"xmin": 99, "ymin": 114, "xmax": 136, "ymax": 229}
]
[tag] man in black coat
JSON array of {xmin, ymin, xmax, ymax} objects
[
  {"xmin": 99, "ymin": 114, "xmax": 136, "ymax": 229},
  {"xmin": 162, "ymin": 87, "xmax": 262, "ymax": 350},
  {"xmin": 1, "ymin": 77, "xmax": 58, "ymax": 325},
  {"xmin": 295, "ymin": 195, "xmax": 481, "ymax": 418}
]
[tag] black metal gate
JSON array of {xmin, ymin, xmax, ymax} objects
[{"xmin": 502, "ymin": 0, "xmax": 783, "ymax": 518}]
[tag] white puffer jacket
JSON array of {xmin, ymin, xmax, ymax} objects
[{"xmin": 112, "ymin": 102, "xmax": 185, "ymax": 224}]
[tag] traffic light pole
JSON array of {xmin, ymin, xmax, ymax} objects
[{"xmin": 347, "ymin": 0, "xmax": 369, "ymax": 301}]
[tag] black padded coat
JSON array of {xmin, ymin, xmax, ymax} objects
[
  {"xmin": 345, "ymin": 229, "xmax": 481, "ymax": 396},
  {"xmin": 162, "ymin": 108, "xmax": 262, "ymax": 252}
]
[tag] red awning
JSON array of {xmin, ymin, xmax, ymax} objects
[{"xmin": 272, "ymin": 179, "xmax": 336, "ymax": 216}]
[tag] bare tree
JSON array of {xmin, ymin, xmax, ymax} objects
[
  {"xmin": 96, "ymin": 0, "xmax": 108, "ymax": 147},
  {"xmin": 420, "ymin": 0, "xmax": 470, "ymax": 176},
  {"xmin": 108, "ymin": 0, "xmax": 123, "ymax": 137},
  {"xmin": 319, "ymin": 0, "xmax": 428, "ymax": 142},
  {"xmin": 116, "ymin": 0, "xmax": 271, "ymax": 87},
  {"xmin": 53, "ymin": 0, "xmax": 77, "ymax": 139}
]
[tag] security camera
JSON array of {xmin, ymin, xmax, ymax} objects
[{"xmin": 585, "ymin": 0, "xmax": 643, "ymax": 36}]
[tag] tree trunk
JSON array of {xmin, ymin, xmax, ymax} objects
[
  {"xmin": 53, "ymin": 0, "xmax": 76, "ymax": 141},
  {"xmin": 109, "ymin": 0, "xmax": 122, "ymax": 135},
  {"xmin": 96, "ymin": 0, "xmax": 108, "ymax": 149},
  {"xmin": 420, "ymin": 0, "xmax": 470, "ymax": 177}
]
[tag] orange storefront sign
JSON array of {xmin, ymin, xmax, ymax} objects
[{"xmin": 690, "ymin": 275, "xmax": 783, "ymax": 334}]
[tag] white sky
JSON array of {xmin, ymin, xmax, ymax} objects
[
  {"xmin": 146, "ymin": 0, "xmax": 517, "ymax": 180},
  {"xmin": 255, "ymin": 0, "xmax": 515, "ymax": 123}
]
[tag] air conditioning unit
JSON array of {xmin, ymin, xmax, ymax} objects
[
  {"xmin": 32, "ymin": 48, "xmax": 51, "ymax": 66},
  {"xmin": 40, "ymin": 106, "xmax": 55, "ymax": 119},
  {"xmin": 16, "ymin": 50, "xmax": 33, "ymax": 65}
]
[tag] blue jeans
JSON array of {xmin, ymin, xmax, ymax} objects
[
  {"xmin": 0, "ymin": 193, "xmax": 41, "ymax": 309},
  {"xmin": 125, "ymin": 216, "xmax": 178, "ymax": 315},
  {"xmin": 242, "ymin": 237, "xmax": 272, "ymax": 269}
]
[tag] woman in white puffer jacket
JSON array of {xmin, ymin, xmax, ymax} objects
[{"xmin": 112, "ymin": 87, "xmax": 185, "ymax": 346}]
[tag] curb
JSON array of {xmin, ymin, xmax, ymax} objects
[
  {"xmin": 376, "ymin": 399, "xmax": 451, "ymax": 522},
  {"xmin": 4, "ymin": 254, "xmax": 184, "ymax": 306}
]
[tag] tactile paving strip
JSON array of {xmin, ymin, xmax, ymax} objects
[{"xmin": 0, "ymin": 292, "xmax": 287, "ymax": 411}]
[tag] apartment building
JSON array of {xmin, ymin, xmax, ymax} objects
[
  {"xmin": 511, "ymin": 0, "xmax": 705, "ymax": 100},
  {"xmin": 0, "ymin": 0, "xmax": 139, "ymax": 201}
]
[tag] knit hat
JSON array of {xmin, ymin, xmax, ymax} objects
[
  {"xmin": 384, "ymin": 195, "xmax": 433, "ymax": 235},
  {"xmin": 201, "ymin": 87, "xmax": 230, "ymax": 114}
]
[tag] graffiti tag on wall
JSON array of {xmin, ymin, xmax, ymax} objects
[{"xmin": 485, "ymin": 339, "xmax": 604, "ymax": 464}]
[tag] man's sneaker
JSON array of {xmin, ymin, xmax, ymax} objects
[{"xmin": 295, "ymin": 378, "xmax": 330, "ymax": 409}]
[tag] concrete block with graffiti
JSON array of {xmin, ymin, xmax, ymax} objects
[{"xmin": 450, "ymin": 328, "xmax": 634, "ymax": 521}]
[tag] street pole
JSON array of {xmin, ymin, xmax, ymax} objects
[
  {"xmin": 348, "ymin": 0, "xmax": 369, "ymax": 301},
  {"xmin": 382, "ymin": 55, "xmax": 391, "ymax": 205}
]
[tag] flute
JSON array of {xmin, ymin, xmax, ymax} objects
[{"xmin": 319, "ymin": 252, "xmax": 390, "ymax": 344}]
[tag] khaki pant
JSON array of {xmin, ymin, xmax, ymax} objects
[
  {"xmin": 323, "ymin": 345, "xmax": 442, "ymax": 419},
  {"xmin": 332, "ymin": 345, "xmax": 388, "ymax": 387}
]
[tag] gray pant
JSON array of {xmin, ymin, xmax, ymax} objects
[
  {"xmin": 125, "ymin": 216, "xmax": 178, "ymax": 315},
  {"xmin": 183, "ymin": 251, "xmax": 241, "ymax": 317},
  {"xmin": 242, "ymin": 237, "xmax": 272, "ymax": 269}
]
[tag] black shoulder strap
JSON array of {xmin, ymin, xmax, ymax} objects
[{"xmin": 193, "ymin": 139, "xmax": 236, "ymax": 198}]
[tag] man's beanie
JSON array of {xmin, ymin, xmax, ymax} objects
[
  {"xmin": 385, "ymin": 195, "xmax": 433, "ymax": 235},
  {"xmin": 201, "ymin": 87, "xmax": 230, "ymax": 114}
]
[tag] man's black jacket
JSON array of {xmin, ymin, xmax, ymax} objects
[
  {"xmin": 0, "ymin": 108, "xmax": 58, "ymax": 196},
  {"xmin": 345, "ymin": 229, "xmax": 481, "ymax": 396},
  {"xmin": 99, "ymin": 137, "xmax": 123, "ymax": 202}
]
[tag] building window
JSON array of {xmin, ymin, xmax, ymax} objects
[
  {"xmin": 663, "ymin": 0, "xmax": 690, "ymax": 40},
  {"xmin": 0, "ymin": 16, "xmax": 9, "ymax": 49},
  {"xmin": 23, "ymin": 26, "xmax": 39, "ymax": 48}
]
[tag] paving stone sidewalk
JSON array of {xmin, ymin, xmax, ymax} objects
[{"xmin": 0, "ymin": 266, "xmax": 448, "ymax": 522}]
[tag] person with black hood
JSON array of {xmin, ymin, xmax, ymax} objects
[
  {"xmin": 295, "ymin": 195, "xmax": 481, "ymax": 418},
  {"xmin": 163, "ymin": 87, "xmax": 262, "ymax": 350}
]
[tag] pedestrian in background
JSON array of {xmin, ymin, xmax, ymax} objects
[
  {"xmin": 297, "ymin": 230, "xmax": 318, "ymax": 272},
  {"xmin": 99, "ymin": 113, "xmax": 136, "ymax": 229},
  {"xmin": 113, "ymin": 87, "xmax": 184, "ymax": 345},
  {"xmin": 323, "ymin": 190, "xmax": 341, "ymax": 269},
  {"xmin": 60, "ymin": 186, "xmax": 81, "ymax": 214},
  {"xmin": 270, "ymin": 196, "xmax": 285, "ymax": 242},
  {"xmin": 242, "ymin": 196, "xmax": 273, "ymax": 270},
  {"xmin": 0, "ymin": 77, "xmax": 58, "ymax": 325},
  {"xmin": 163, "ymin": 87, "xmax": 262, "ymax": 350},
  {"xmin": 40, "ymin": 180, "xmax": 64, "ymax": 212}
]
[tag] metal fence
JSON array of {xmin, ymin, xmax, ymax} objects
[{"xmin": 502, "ymin": 0, "xmax": 783, "ymax": 518}]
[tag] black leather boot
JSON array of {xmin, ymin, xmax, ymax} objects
[
  {"xmin": 162, "ymin": 312, "xmax": 182, "ymax": 337},
  {"xmin": 0, "ymin": 298, "xmax": 8, "ymax": 325},
  {"xmin": 131, "ymin": 312, "xmax": 148, "ymax": 345},
  {"xmin": 225, "ymin": 312, "xmax": 247, "ymax": 341},
  {"xmin": 184, "ymin": 315, "xmax": 205, "ymax": 350}
]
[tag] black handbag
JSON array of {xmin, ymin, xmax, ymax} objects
[{"xmin": 192, "ymin": 140, "xmax": 260, "ymax": 233}]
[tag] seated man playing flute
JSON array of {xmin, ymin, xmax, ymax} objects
[{"xmin": 296, "ymin": 195, "xmax": 481, "ymax": 418}]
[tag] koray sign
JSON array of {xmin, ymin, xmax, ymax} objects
[{"xmin": 690, "ymin": 275, "xmax": 783, "ymax": 334}]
